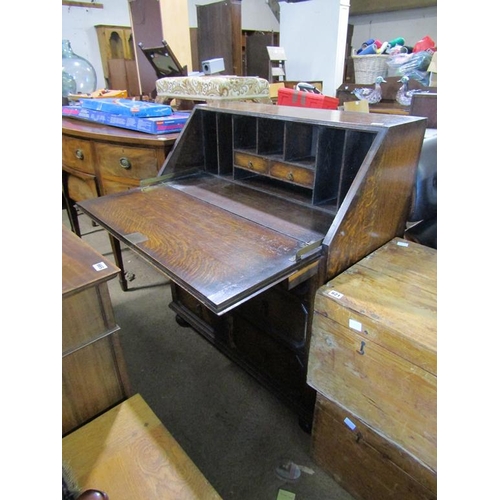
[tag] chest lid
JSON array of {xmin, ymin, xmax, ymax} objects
[{"xmin": 315, "ymin": 238, "xmax": 436, "ymax": 374}]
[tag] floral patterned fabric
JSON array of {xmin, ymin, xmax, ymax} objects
[{"xmin": 155, "ymin": 76, "xmax": 270, "ymax": 102}]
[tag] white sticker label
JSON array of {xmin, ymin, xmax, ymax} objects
[
  {"xmin": 327, "ymin": 290, "xmax": 343, "ymax": 299},
  {"xmin": 349, "ymin": 318, "xmax": 362, "ymax": 332},
  {"xmin": 397, "ymin": 241, "xmax": 409, "ymax": 247},
  {"xmin": 93, "ymin": 261, "xmax": 108, "ymax": 271},
  {"xmin": 344, "ymin": 417, "xmax": 357, "ymax": 431}
]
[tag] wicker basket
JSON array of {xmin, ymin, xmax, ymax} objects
[{"xmin": 352, "ymin": 54, "xmax": 389, "ymax": 84}]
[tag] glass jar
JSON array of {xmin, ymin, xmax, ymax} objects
[{"xmin": 62, "ymin": 39, "xmax": 97, "ymax": 97}]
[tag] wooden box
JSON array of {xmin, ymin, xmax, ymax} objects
[
  {"xmin": 312, "ymin": 393, "xmax": 437, "ymax": 500},
  {"xmin": 308, "ymin": 238, "xmax": 436, "ymax": 470}
]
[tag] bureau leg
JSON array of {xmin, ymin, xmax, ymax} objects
[
  {"xmin": 62, "ymin": 179, "xmax": 81, "ymax": 237},
  {"xmin": 109, "ymin": 235, "xmax": 128, "ymax": 291}
]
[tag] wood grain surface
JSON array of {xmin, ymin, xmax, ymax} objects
[
  {"xmin": 63, "ymin": 394, "xmax": 222, "ymax": 499},
  {"xmin": 308, "ymin": 238, "xmax": 437, "ymax": 470},
  {"xmin": 78, "ymin": 179, "xmax": 324, "ymax": 313},
  {"xmin": 62, "ymin": 224, "xmax": 120, "ymax": 297}
]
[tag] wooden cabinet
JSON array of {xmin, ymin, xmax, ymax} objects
[
  {"xmin": 95, "ymin": 24, "xmax": 139, "ymax": 96},
  {"xmin": 196, "ymin": 0, "xmax": 242, "ymax": 75},
  {"xmin": 62, "ymin": 225, "xmax": 131, "ymax": 436},
  {"xmin": 62, "ymin": 118, "xmax": 179, "ymax": 287},
  {"xmin": 76, "ymin": 102, "xmax": 427, "ymax": 427},
  {"xmin": 308, "ymin": 238, "xmax": 436, "ymax": 497}
]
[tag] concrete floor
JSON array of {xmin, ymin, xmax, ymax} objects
[{"xmin": 63, "ymin": 209, "xmax": 356, "ymax": 500}]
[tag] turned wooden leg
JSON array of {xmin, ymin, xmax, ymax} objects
[
  {"xmin": 108, "ymin": 235, "xmax": 128, "ymax": 291},
  {"xmin": 62, "ymin": 177, "xmax": 81, "ymax": 237}
]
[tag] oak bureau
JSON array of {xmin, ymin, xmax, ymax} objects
[{"xmin": 76, "ymin": 101, "xmax": 427, "ymax": 427}]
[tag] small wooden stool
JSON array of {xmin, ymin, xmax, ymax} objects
[{"xmin": 62, "ymin": 394, "xmax": 222, "ymax": 499}]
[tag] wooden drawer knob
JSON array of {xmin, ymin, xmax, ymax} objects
[
  {"xmin": 287, "ymin": 171, "xmax": 294, "ymax": 181},
  {"xmin": 75, "ymin": 149, "xmax": 84, "ymax": 160},
  {"xmin": 248, "ymin": 160, "xmax": 253, "ymax": 169},
  {"xmin": 119, "ymin": 157, "xmax": 132, "ymax": 169}
]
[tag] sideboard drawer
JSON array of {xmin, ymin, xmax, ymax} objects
[
  {"xmin": 62, "ymin": 137, "xmax": 95, "ymax": 174},
  {"xmin": 66, "ymin": 171, "xmax": 99, "ymax": 201},
  {"xmin": 95, "ymin": 143, "xmax": 160, "ymax": 181}
]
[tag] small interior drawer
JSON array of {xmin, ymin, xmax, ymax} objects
[
  {"xmin": 234, "ymin": 151, "xmax": 269, "ymax": 174},
  {"xmin": 270, "ymin": 161, "xmax": 315, "ymax": 188}
]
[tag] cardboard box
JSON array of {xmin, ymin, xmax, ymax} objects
[
  {"xmin": 277, "ymin": 87, "xmax": 339, "ymax": 110},
  {"xmin": 81, "ymin": 98, "xmax": 173, "ymax": 117},
  {"xmin": 62, "ymin": 106, "xmax": 189, "ymax": 135}
]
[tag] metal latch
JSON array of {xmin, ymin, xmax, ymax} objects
[{"xmin": 290, "ymin": 240, "xmax": 323, "ymax": 262}]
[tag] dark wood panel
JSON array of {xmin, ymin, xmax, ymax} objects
[
  {"xmin": 167, "ymin": 174, "xmax": 333, "ymax": 240},
  {"xmin": 128, "ymin": 0, "xmax": 164, "ymax": 95},
  {"xmin": 245, "ymin": 32, "xmax": 275, "ymax": 79},
  {"xmin": 196, "ymin": 0, "xmax": 242, "ymax": 75}
]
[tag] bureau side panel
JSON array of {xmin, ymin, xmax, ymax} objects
[{"xmin": 324, "ymin": 121, "xmax": 426, "ymax": 279}]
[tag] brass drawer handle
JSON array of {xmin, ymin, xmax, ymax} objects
[
  {"xmin": 287, "ymin": 171, "xmax": 294, "ymax": 181},
  {"xmin": 75, "ymin": 149, "xmax": 84, "ymax": 160},
  {"xmin": 119, "ymin": 157, "xmax": 132, "ymax": 169},
  {"xmin": 248, "ymin": 161, "xmax": 253, "ymax": 169}
]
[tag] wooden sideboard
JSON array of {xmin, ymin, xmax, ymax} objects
[
  {"xmin": 76, "ymin": 101, "xmax": 427, "ymax": 428},
  {"xmin": 62, "ymin": 117, "xmax": 179, "ymax": 289},
  {"xmin": 62, "ymin": 224, "xmax": 131, "ymax": 436}
]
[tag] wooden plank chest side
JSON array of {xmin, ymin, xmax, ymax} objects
[
  {"xmin": 308, "ymin": 238, "xmax": 437, "ymax": 470},
  {"xmin": 312, "ymin": 394, "xmax": 437, "ymax": 500}
]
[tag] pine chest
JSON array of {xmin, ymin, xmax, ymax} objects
[{"xmin": 308, "ymin": 237, "xmax": 437, "ymax": 471}]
